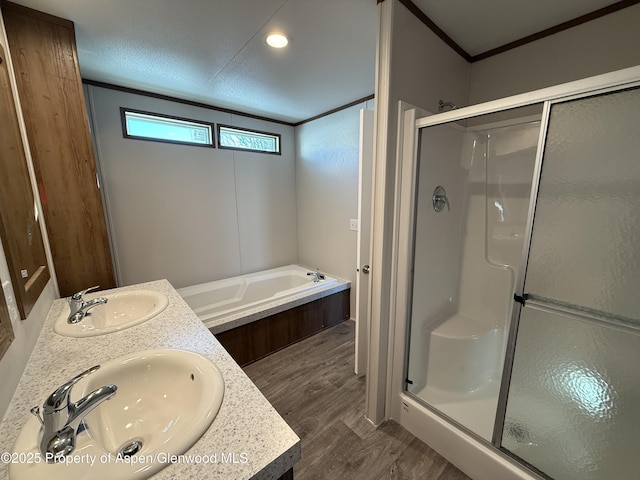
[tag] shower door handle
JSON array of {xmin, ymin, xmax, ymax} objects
[{"xmin": 361, "ymin": 265, "xmax": 370, "ymax": 274}]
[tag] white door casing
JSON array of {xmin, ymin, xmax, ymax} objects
[{"xmin": 355, "ymin": 108, "xmax": 375, "ymax": 376}]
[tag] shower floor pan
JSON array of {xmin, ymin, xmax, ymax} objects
[{"xmin": 416, "ymin": 380, "xmax": 501, "ymax": 441}]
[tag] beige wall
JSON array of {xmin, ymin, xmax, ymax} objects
[
  {"xmin": 469, "ymin": 3, "xmax": 640, "ymax": 105},
  {"xmin": 367, "ymin": 0, "xmax": 472, "ymax": 422},
  {"xmin": 389, "ymin": 1, "xmax": 470, "ymax": 116},
  {"xmin": 0, "ymin": 9, "xmax": 56, "ymax": 420},
  {"xmin": 295, "ymin": 99, "xmax": 374, "ymax": 317},
  {"xmin": 87, "ymin": 85, "xmax": 298, "ymax": 289}
]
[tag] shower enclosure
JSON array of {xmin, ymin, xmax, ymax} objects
[
  {"xmin": 406, "ymin": 107, "xmax": 541, "ymax": 442},
  {"xmin": 394, "ymin": 67, "xmax": 640, "ymax": 480}
]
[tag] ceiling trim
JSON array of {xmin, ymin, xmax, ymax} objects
[
  {"xmin": 83, "ymin": 80, "xmax": 374, "ymax": 128},
  {"xmin": 82, "ymin": 79, "xmax": 298, "ymax": 127},
  {"xmin": 395, "ymin": 0, "xmax": 473, "ymax": 62},
  {"xmin": 294, "ymin": 94, "xmax": 375, "ymax": 127},
  {"xmin": 395, "ymin": 0, "xmax": 640, "ymax": 63},
  {"xmin": 472, "ymin": 0, "xmax": 640, "ymax": 61}
]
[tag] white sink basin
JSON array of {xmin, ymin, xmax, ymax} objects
[
  {"xmin": 10, "ymin": 349, "xmax": 225, "ymax": 480},
  {"xmin": 54, "ymin": 290, "xmax": 169, "ymax": 337}
]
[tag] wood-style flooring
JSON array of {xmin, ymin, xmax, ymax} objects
[{"xmin": 244, "ymin": 320, "xmax": 472, "ymax": 480}]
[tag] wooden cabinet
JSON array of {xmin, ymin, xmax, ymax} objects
[{"xmin": 2, "ymin": 2, "xmax": 115, "ymax": 296}]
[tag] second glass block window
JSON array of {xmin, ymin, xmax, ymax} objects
[{"xmin": 218, "ymin": 125, "xmax": 281, "ymax": 154}]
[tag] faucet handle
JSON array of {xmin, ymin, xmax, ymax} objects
[
  {"xmin": 70, "ymin": 285, "xmax": 100, "ymax": 302},
  {"xmin": 43, "ymin": 365, "xmax": 101, "ymax": 414}
]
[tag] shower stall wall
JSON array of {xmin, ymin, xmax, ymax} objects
[
  {"xmin": 389, "ymin": 65, "xmax": 640, "ymax": 480},
  {"xmin": 406, "ymin": 113, "xmax": 541, "ymax": 441}
]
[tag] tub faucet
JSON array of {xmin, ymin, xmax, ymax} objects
[
  {"xmin": 67, "ymin": 285, "xmax": 108, "ymax": 324},
  {"xmin": 307, "ymin": 270, "xmax": 326, "ymax": 283},
  {"xmin": 30, "ymin": 365, "xmax": 117, "ymax": 461}
]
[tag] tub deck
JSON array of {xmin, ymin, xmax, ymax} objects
[{"xmin": 178, "ymin": 265, "xmax": 350, "ymax": 334}]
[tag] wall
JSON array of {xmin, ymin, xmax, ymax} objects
[
  {"xmin": 457, "ymin": 120, "xmax": 539, "ymax": 323},
  {"xmin": 469, "ymin": 3, "xmax": 640, "ymax": 104},
  {"xmin": 86, "ymin": 85, "xmax": 297, "ymax": 289},
  {"xmin": 0, "ymin": 8, "xmax": 56, "ymax": 420},
  {"xmin": 295, "ymin": 99, "xmax": 373, "ymax": 316},
  {"xmin": 387, "ymin": 0, "xmax": 471, "ymax": 117},
  {"xmin": 367, "ymin": 0, "xmax": 471, "ymax": 423},
  {"xmin": 406, "ymin": 122, "xmax": 467, "ymax": 392}
]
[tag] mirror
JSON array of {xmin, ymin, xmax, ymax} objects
[{"xmin": 0, "ymin": 43, "xmax": 50, "ymax": 321}]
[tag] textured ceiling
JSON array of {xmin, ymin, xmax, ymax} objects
[
  {"xmin": 7, "ymin": 0, "xmax": 377, "ymax": 123},
  {"xmin": 3, "ymin": 0, "xmax": 630, "ymax": 123}
]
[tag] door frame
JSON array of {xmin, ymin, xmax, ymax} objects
[{"xmin": 355, "ymin": 108, "xmax": 375, "ymax": 376}]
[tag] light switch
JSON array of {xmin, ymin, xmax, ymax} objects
[{"xmin": 350, "ymin": 219, "xmax": 359, "ymax": 231}]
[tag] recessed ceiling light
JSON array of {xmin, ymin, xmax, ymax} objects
[{"xmin": 265, "ymin": 32, "xmax": 289, "ymax": 49}]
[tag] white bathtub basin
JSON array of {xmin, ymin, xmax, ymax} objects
[
  {"xmin": 54, "ymin": 290, "xmax": 169, "ymax": 337},
  {"xmin": 9, "ymin": 349, "xmax": 224, "ymax": 480},
  {"xmin": 178, "ymin": 264, "xmax": 340, "ymax": 328}
]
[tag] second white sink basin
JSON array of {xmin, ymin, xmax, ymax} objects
[
  {"xmin": 10, "ymin": 349, "xmax": 225, "ymax": 480},
  {"xmin": 54, "ymin": 290, "xmax": 169, "ymax": 337}
]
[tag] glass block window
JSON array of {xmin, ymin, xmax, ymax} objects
[
  {"xmin": 218, "ymin": 125, "xmax": 281, "ymax": 154},
  {"xmin": 121, "ymin": 108, "xmax": 214, "ymax": 147}
]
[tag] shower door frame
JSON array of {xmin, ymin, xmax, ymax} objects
[{"xmin": 388, "ymin": 65, "xmax": 640, "ymax": 479}]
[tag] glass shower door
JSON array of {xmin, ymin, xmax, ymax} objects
[
  {"xmin": 405, "ymin": 108, "xmax": 542, "ymax": 442},
  {"xmin": 500, "ymin": 86, "xmax": 640, "ymax": 479}
]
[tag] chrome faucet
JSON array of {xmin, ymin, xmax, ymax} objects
[
  {"xmin": 306, "ymin": 270, "xmax": 326, "ymax": 283},
  {"xmin": 67, "ymin": 285, "xmax": 108, "ymax": 324},
  {"xmin": 30, "ymin": 365, "xmax": 117, "ymax": 461}
]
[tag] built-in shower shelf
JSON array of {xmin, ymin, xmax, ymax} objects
[
  {"xmin": 431, "ymin": 313, "xmax": 499, "ymax": 339},
  {"xmin": 427, "ymin": 313, "xmax": 503, "ymax": 393}
]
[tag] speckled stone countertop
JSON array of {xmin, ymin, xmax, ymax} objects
[
  {"xmin": 204, "ymin": 280, "xmax": 350, "ymax": 334},
  {"xmin": 0, "ymin": 280, "xmax": 300, "ymax": 480}
]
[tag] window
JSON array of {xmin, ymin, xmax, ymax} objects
[
  {"xmin": 121, "ymin": 108, "xmax": 214, "ymax": 147},
  {"xmin": 218, "ymin": 125, "xmax": 281, "ymax": 154}
]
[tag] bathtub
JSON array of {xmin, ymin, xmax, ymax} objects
[{"xmin": 178, "ymin": 265, "xmax": 348, "ymax": 332}]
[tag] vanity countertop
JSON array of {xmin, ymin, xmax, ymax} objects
[{"xmin": 0, "ymin": 280, "xmax": 300, "ymax": 480}]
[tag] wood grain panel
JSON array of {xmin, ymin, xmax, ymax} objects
[
  {"xmin": 0, "ymin": 43, "xmax": 49, "ymax": 319},
  {"xmin": 215, "ymin": 289, "xmax": 350, "ymax": 367},
  {"xmin": 321, "ymin": 288, "xmax": 351, "ymax": 328},
  {"xmin": 2, "ymin": 1, "xmax": 115, "ymax": 296},
  {"xmin": 244, "ymin": 321, "xmax": 471, "ymax": 480},
  {"xmin": 250, "ymin": 302, "xmax": 323, "ymax": 360},
  {"xmin": 277, "ymin": 468, "xmax": 293, "ymax": 480},
  {"xmin": 0, "ymin": 284, "xmax": 14, "ymax": 359},
  {"xmin": 214, "ymin": 323, "xmax": 255, "ymax": 367}
]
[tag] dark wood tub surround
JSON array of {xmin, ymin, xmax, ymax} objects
[
  {"xmin": 214, "ymin": 289, "xmax": 350, "ymax": 367},
  {"xmin": 277, "ymin": 468, "xmax": 293, "ymax": 480}
]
